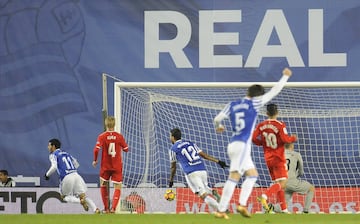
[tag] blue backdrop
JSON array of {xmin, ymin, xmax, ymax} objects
[{"xmin": 0, "ymin": 0, "xmax": 359, "ymax": 187}]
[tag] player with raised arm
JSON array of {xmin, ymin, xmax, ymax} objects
[
  {"xmin": 92, "ymin": 116, "xmax": 129, "ymax": 213},
  {"xmin": 213, "ymin": 67, "xmax": 293, "ymax": 219},
  {"xmin": 168, "ymin": 128, "xmax": 228, "ymax": 211},
  {"xmin": 252, "ymin": 103, "xmax": 297, "ymax": 213},
  {"xmin": 44, "ymin": 138, "xmax": 100, "ymax": 214},
  {"xmin": 285, "ymin": 143, "xmax": 314, "ymax": 213}
]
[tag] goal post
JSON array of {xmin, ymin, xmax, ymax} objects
[{"xmin": 114, "ymin": 81, "xmax": 360, "ymax": 214}]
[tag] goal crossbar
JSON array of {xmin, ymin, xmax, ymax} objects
[{"xmin": 114, "ymin": 81, "xmax": 360, "ymax": 88}]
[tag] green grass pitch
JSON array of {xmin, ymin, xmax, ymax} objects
[{"xmin": 2, "ymin": 214, "xmax": 359, "ymax": 224}]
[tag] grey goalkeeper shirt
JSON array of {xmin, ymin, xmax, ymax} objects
[{"xmin": 285, "ymin": 149, "xmax": 304, "ymax": 179}]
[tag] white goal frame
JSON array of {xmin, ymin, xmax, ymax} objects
[
  {"xmin": 114, "ymin": 81, "xmax": 360, "ymax": 213},
  {"xmin": 114, "ymin": 81, "xmax": 358, "ymax": 131},
  {"xmin": 114, "ymin": 81, "xmax": 360, "ymax": 179}
]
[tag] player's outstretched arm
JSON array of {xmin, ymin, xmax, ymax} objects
[
  {"xmin": 252, "ymin": 125, "xmax": 263, "ymax": 146},
  {"xmin": 281, "ymin": 132, "xmax": 297, "ymax": 144},
  {"xmin": 199, "ymin": 151, "xmax": 229, "ymax": 169},
  {"xmin": 217, "ymin": 160, "xmax": 229, "ymax": 169},
  {"xmin": 262, "ymin": 67, "xmax": 292, "ymax": 104},
  {"xmin": 169, "ymin": 161, "xmax": 176, "ymax": 187},
  {"xmin": 214, "ymin": 104, "xmax": 230, "ymax": 133},
  {"xmin": 282, "ymin": 67, "xmax": 292, "ymax": 76}
]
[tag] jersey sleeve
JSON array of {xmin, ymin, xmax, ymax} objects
[
  {"xmin": 296, "ymin": 152, "xmax": 304, "ymax": 176},
  {"xmin": 71, "ymin": 156, "xmax": 80, "ymax": 168},
  {"xmin": 193, "ymin": 143, "xmax": 202, "ymax": 154},
  {"xmin": 93, "ymin": 135, "xmax": 102, "ymax": 162},
  {"xmin": 279, "ymin": 123, "xmax": 297, "ymax": 143},
  {"xmin": 169, "ymin": 150, "xmax": 176, "ymax": 163},
  {"xmin": 252, "ymin": 124, "xmax": 263, "ymax": 146},
  {"xmin": 214, "ymin": 103, "xmax": 230, "ymax": 128},
  {"xmin": 119, "ymin": 134, "xmax": 129, "ymax": 152},
  {"xmin": 260, "ymin": 75, "xmax": 289, "ymax": 105},
  {"xmin": 46, "ymin": 154, "xmax": 58, "ymax": 177}
]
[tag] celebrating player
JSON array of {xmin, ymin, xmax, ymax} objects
[
  {"xmin": 213, "ymin": 67, "xmax": 293, "ymax": 219},
  {"xmin": 92, "ymin": 116, "xmax": 129, "ymax": 213},
  {"xmin": 285, "ymin": 143, "xmax": 314, "ymax": 213},
  {"xmin": 252, "ymin": 103, "xmax": 297, "ymax": 213},
  {"xmin": 44, "ymin": 138, "xmax": 100, "ymax": 214},
  {"xmin": 168, "ymin": 128, "xmax": 228, "ymax": 211}
]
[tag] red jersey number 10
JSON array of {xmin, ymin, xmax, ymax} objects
[{"xmin": 262, "ymin": 132, "xmax": 278, "ymax": 149}]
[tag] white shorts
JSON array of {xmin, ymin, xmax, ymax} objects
[
  {"xmin": 60, "ymin": 172, "xmax": 87, "ymax": 196},
  {"xmin": 228, "ymin": 141, "xmax": 255, "ymax": 175},
  {"xmin": 185, "ymin": 170, "xmax": 212, "ymax": 195}
]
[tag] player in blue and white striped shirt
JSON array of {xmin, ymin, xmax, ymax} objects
[
  {"xmin": 213, "ymin": 68, "xmax": 292, "ymax": 219},
  {"xmin": 168, "ymin": 128, "xmax": 228, "ymax": 211},
  {"xmin": 45, "ymin": 138, "xmax": 100, "ymax": 214}
]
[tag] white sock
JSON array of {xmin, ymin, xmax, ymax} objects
[
  {"xmin": 204, "ymin": 195, "xmax": 219, "ymax": 211},
  {"xmin": 63, "ymin": 195, "xmax": 80, "ymax": 203},
  {"xmin": 63, "ymin": 195, "xmax": 97, "ymax": 212},
  {"xmin": 218, "ymin": 179, "xmax": 237, "ymax": 212},
  {"xmin": 261, "ymin": 194, "xmax": 268, "ymax": 200},
  {"xmin": 239, "ymin": 176, "xmax": 257, "ymax": 206},
  {"xmin": 85, "ymin": 197, "xmax": 97, "ymax": 212}
]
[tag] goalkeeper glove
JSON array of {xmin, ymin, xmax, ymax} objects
[
  {"xmin": 218, "ymin": 160, "xmax": 229, "ymax": 169},
  {"xmin": 44, "ymin": 174, "xmax": 50, "ymax": 181},
  {"xmin": 169, "ymin": 181, "xmax": 174, "ymax": 188}
]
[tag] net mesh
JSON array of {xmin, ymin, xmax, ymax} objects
[{"xmin": 115, "ymin": 83, "xmax": 360, "ymax": 213}]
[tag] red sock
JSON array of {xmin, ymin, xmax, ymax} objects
[
  {"xmin": 100, "ymin": 186, "xmax": 109, "ymax": 210},
  {"xmin": 111, "ymin": 189, "xmax": 121, "ymax": 210},
  {"xmin": 265, "ymin": 183, "xmax": 281, "ymax": 198},
  {"xmin": 277, "ymin": 189, "xmax": 287, "ymax": 210}
]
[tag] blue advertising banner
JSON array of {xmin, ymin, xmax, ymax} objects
[{"xmin": 0, "ymin": 0, "xmax": 359, "ymax": 187}]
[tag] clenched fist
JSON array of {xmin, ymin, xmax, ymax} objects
[{"xmin": 282, "ymin": 67, "xmax": 292, "ymax": 77}]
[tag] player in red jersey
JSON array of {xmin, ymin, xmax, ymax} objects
[
  {"xmin": 252, "ymin": 103, "xmax": 297, "ymax": 213},
  {"xmin": 92, "ymin": 116, "xmax": 129, "ymax": 213}
]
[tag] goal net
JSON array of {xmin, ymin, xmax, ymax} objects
[{"xmin": 114, "ymin": 82, "xmax": 360, "ymax": 214}]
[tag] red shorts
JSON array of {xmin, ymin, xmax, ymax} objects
[
  {"xmin": 100, "ymin": 168, "xmax": 123, "ymax": 183},
  {"xmin": 266, "ymin": 158, "xmax": 288, "ymax": 181}
]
